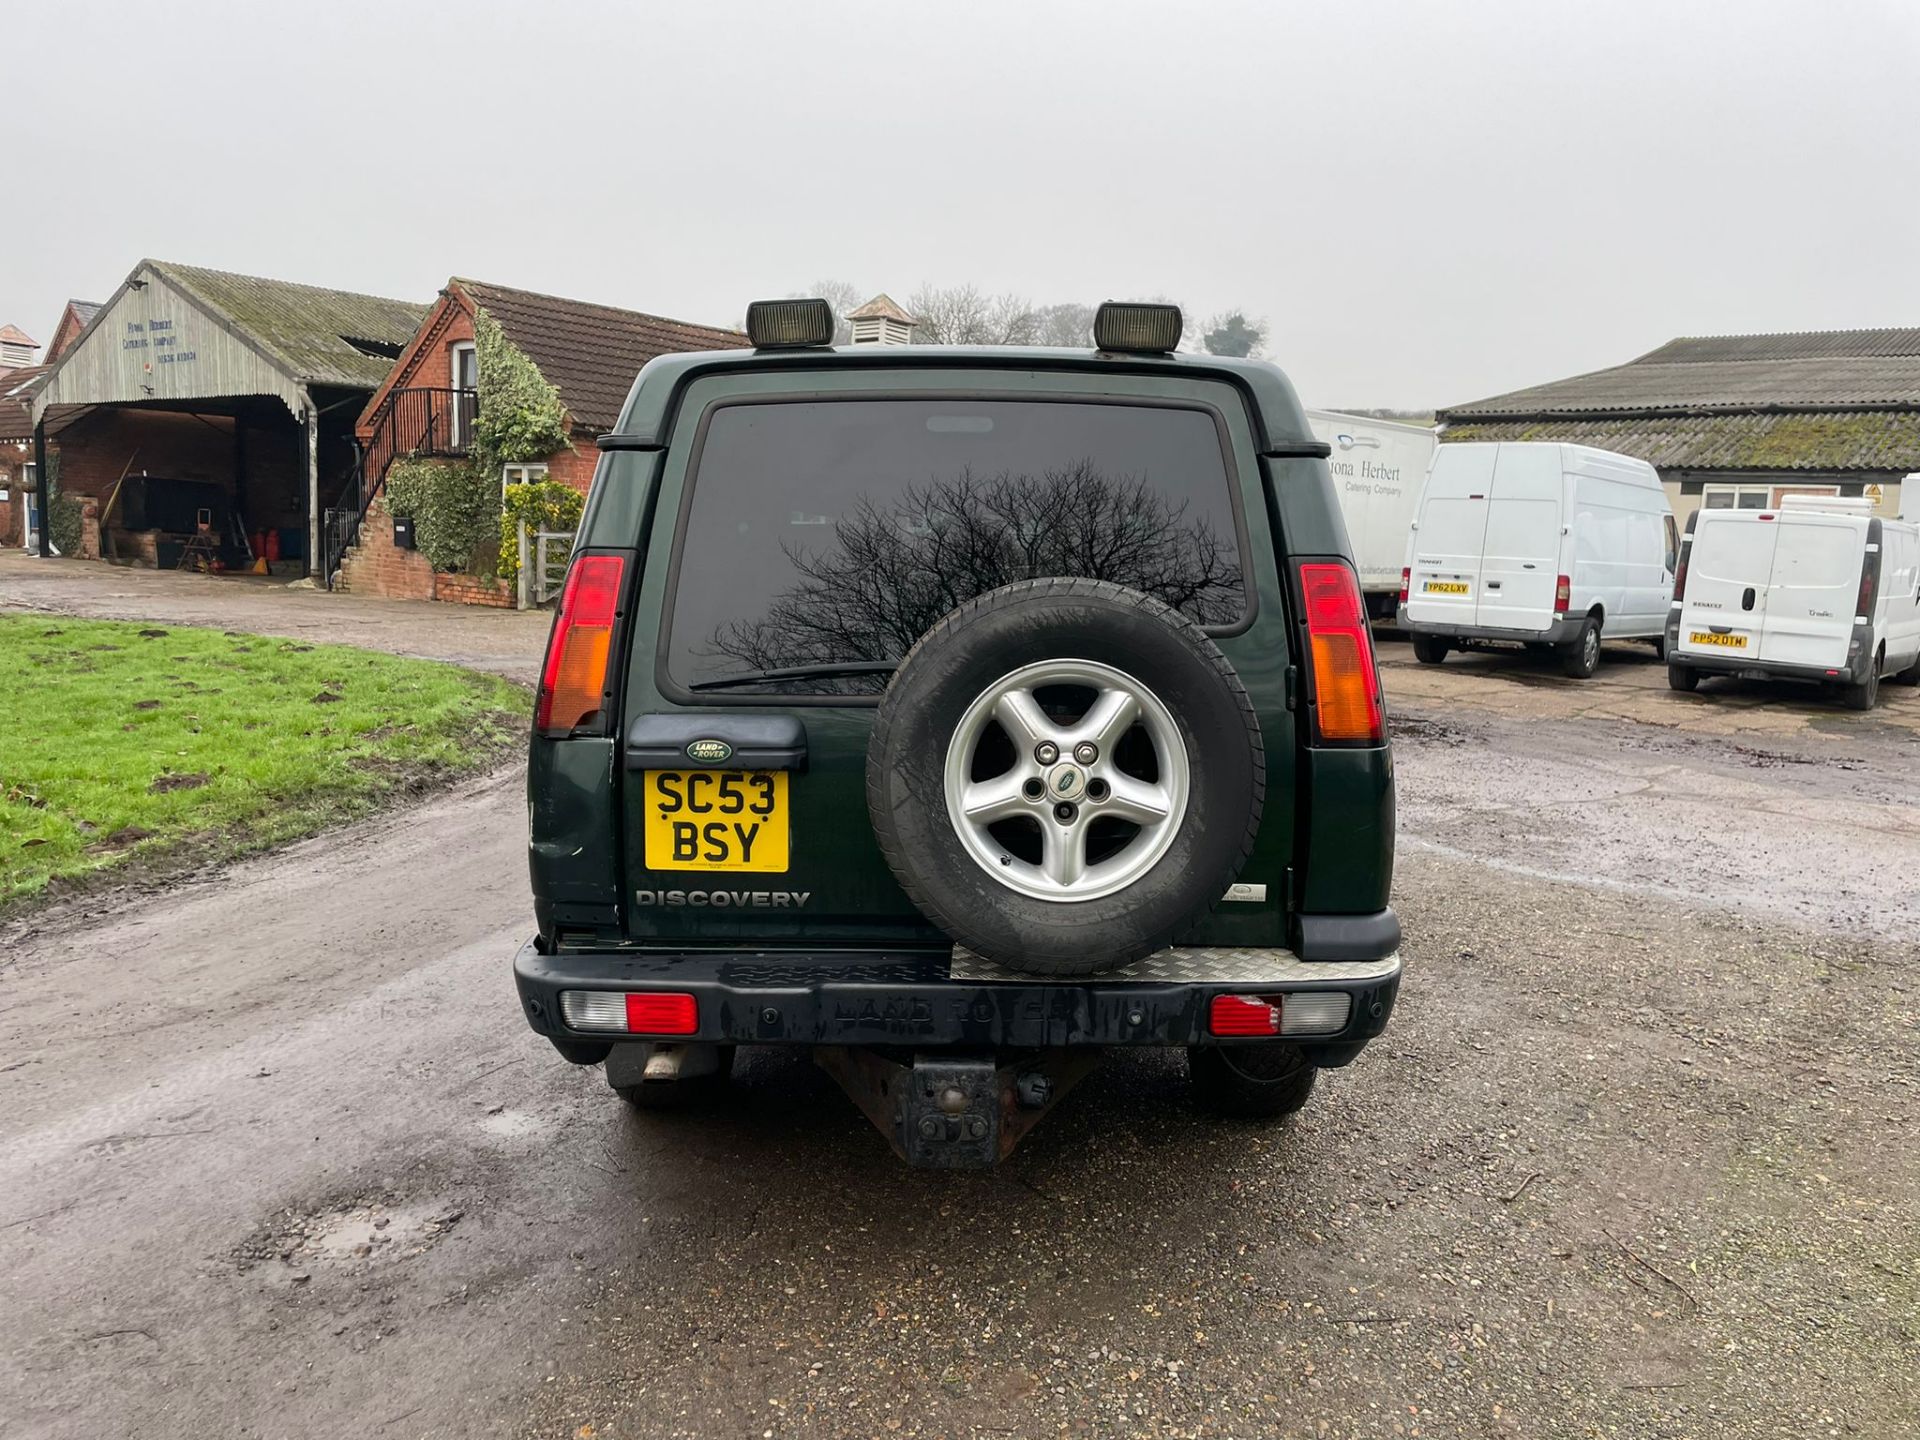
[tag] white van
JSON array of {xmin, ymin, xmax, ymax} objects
[
  {"xmin": 1667, "ymin": 495, "xmax": 1920, "ymax": 709},
  {"xmin": 1305, "ymin": 411, "xmax": 1438, "ymax": 616},
  {"xmin": 1397, "ymin": 442, "xmax": 1676, "ymax": 678}
]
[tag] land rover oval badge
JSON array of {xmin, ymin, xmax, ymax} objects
[{"xmin": 686, "ymin": 738, "xmax": 732, "ymax": 764}]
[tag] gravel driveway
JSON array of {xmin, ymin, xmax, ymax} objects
[{"xmin": 1, "ymin": 595, "xmax": 1915, "ymax": 1439}]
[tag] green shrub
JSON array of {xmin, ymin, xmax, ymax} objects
[
  {"xmin": 472, "ymin": 308, "xmax": 572, "ymax": 471},
  {"xmin": 46, "ymin": 455, "xmax": 83, "ymax": 556},
  {"xmin": 498, "ymin": 480, "xmax": 585, "ymax": 585},
  {"xmin": 385, "ymin": 458, "xmax": 499, "ymax": 574}
]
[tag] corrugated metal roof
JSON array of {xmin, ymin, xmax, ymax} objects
[
  {"xmin": 1635, "ymin": 329, "xmax": 1920, "ymax": 363},
  {"xmin": 1438, "ymin": 411, "xmax": 1920, "ymax": 473},
  {"xmin": 1443, "ymin": 327, "xmax": 1920, "ymax": 420},
  {"xmin": 151, "ymin": 260, "xmax": 428, "ymax": 390},
  {"xmin": 456, "ymin": 279, "xmax": 747, "ymax": 433}
]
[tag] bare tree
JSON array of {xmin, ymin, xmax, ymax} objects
[
  {"xmin": 703, "ymin": 461, "xmax": 1243, "ymax": 686},
  {"xmin": 1201, "ymin": 310, "xmax": 1269, "ymax": 358},
  {"xmin": 1033, "ymin": 302, "xmax": 1096, "ymax": 349},
  {"xmin": 907, "ymin": 284, "xmax": 1040, "ymax": 346}
]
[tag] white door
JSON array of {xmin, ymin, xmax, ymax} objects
[
  {"xmin": 1676, "ymin": 513, "xmax": 1778, "ymax": 661},
  {"xmin": 1404, "ymin": 445, "xmax": 1493, "ymax": 629},
  {"xmin": 450, "ymin": 342, "xmax": 478, "ymax": 446},
  {"xmin": 1759, "ymin": 513, "xmax": 1865, "ymax": 670},
  {"xmin": 1884, "ymin": 527, "xmax": 1920, "ymax": 671},
  {"xmin": 1475, "ymin": 448, "xmax": 1563, "ymax": 632}
]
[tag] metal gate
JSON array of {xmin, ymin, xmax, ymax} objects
[{"xmin": 533, "ymin": 530, "xmax": 573, "ymax": 605}]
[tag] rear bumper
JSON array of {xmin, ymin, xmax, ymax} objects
[
  {"xmin": 513, "ymin": 940, "xmax": 1402, "ymax": 1057},
  {"xmin": 1665, "ymin": 617, "xmax": 1864, "ymax": 682},
  {"xmin": 1397, "ymin": 608, "xmax": 1582, "ymax": 645}
]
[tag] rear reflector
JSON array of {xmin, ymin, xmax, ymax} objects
[
  {"xmin": 559, "ymin": 990, "xmax": 698, "ymax": 1035},
  {"xmin": 1299, "ymin": 561, "xmax": 1384, "ymax": 744},
  {"xmin": 1209, "ymin": 994, "xmax": 1281, "ymax": 1036},
  {"xmin": 1207, "ymin": 992, "xmax": 1354, "ymax": 1038},
  {"xmin": 536, "ymin": 554, "xmax": 624, "ymax": 737}
]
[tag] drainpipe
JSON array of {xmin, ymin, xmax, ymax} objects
[
  {"xmin": 33, "ymin": 418, "xmax": 50, "ymax": 557},
  {"xmin": 302, "ymin": 390, "xmax": 320, "ymax": 580}
]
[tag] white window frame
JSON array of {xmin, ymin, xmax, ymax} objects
[
  {"xmin": 1701, "ymin": 481, "xmax": 1839, "ymax": 511},
  {"xmin": 502, "ymin": 462, "xmax": 549, "ymax": 487},
  {"xmin": 449, "ymin": 341, "xmax": 478, "ymax": 445}
]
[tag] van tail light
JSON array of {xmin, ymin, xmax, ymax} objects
[
  {"xmin": 1554, "ymin": 575, "xmax": 1571, "ymax": 614},
  {"xmin": 1398, "ymin": 567, "xmax": 1410, "ymax": 605},
  {"xmin": 1671, "ymin": 541, "xmax": 1691, "ymax": 602},
  {"xmin": 1857, "ymin": 548, "xmax": 1880, "ymax": 619},
  {"xmin": 1299, "ymin": 561, "xmax": 1384, "ymax": 744},
  {"xmin": 536, "ymin": 554, "xmax": 625, "ymax": 737}
]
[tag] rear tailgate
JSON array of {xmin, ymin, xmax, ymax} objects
[
  {"xmin": 1677, "ymin": 511, "xmax": 1776, "ymax": 659},
  {"xmin": 1404, "ymin": 445, "xmax": 1492, "ymax": 627},
  {"xmin": 1757, "ymin": 511, "xmax": 1865, "ymax": 670},
  {"xmin": 1474, "ymin": 446, "xmax": 1561, "ymax": 633}
]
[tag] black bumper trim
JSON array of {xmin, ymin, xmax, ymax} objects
[
  {"xmin": 514, "ymin": 941, "xmax": 1401, "ymax": 1051},
  {"xmin": 1296, "ymin": 908, "xmax": 1401, "ymax": 961}
]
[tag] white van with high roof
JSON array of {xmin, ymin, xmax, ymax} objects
[
  {"xmin": 1667, "ymin": 495, "xmax": 1920, "ymax": 709},
  {"xmin": 1397, "ymin": 442, "xmax": 1675, "ymax": 678}
]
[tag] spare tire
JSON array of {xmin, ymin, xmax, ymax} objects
[{"xmin": 866, "ymin": 578, "xmax": 1264, "ymax": 977}]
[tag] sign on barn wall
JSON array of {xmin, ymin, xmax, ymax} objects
[{"xmin": 32, "ymin": 265, "xmax": 308, "ymax": 421}]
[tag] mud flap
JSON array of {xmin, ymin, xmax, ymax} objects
[{"xmin": 815, "ymin": 1048, "xmax": 1100, "ymax": 1169}]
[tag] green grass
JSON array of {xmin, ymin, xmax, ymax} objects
[{"xmin": 0, "ymin": 615, "xmax": 530, "ymax": 910}]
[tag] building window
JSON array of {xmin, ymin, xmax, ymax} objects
[
  {"xmin": 502, "ymin": 463, "xmax": 549, "ymax": 486},
  {"xmin": 1702, "ymin": 482, "xmax": 1839, "ymax": 510},
  {"xmin": 450, "ymin": 341, "xmax": 478, "ymax": 446}
]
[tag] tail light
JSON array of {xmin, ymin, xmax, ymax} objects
[
  {"xmin": 1554, "ymin": 575, "xmax": 1571, "ymax": 614},
  {"xmin": 536, "ymin": 554, "xmax": 625, "ymax": 737},
  {"xmin": 1672, "ymin": 539, "xmax": 1691, "ymax": 602},
  {"xmin": 1857, "ymin": 547, "xmax": 1880, "ymax": 619},
  {"xmin": 1210, "ymin": 994, "xmax": 1281, "ymax": 1036},
  {"xmin": 1208, "ymin": 992, "xmax": 1352, "ymax": 1037},
  {"xmin": 1398, "ymin": 567, "xmax": 1410, "ymax": 605},
  {"xmin": 1298, "ymin": 561, "xmax": 1384, "ymax": 744},
  {"xmin": 558, "ymin": 990, "xmax": 698, "ymax": 1035}
]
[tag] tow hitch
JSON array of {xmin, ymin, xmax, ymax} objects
[{"xmin": 815, "ymin": 1048, "xmax": 1100, "ymax": 1169}]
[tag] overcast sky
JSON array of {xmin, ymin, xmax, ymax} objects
[{"xmin": 8, "ymin": 0, "xmax": 1918, "ymax": 407}]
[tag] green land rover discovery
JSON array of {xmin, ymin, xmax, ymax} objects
[{"xmin": 513, "ymin": 299, "xmax": 1400, "ymax": 1167}]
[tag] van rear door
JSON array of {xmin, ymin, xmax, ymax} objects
[
  {"xmin": 1404, "ymin": 444, "xmax": 1491, "ymax": 628},
  {"xmin": 1474, "ymin": 446, "xmax": 1563, "ymax": 633},
  {"xmin": 1758, "ymin": 510, "xmax": 1865, "ymax": 670},
  {"xmin": 1676, "ymin": 511, "xmax": 1777, "ymax": 660}
]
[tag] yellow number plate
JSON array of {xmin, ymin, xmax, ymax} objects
[
  {"xmin": 1423, "ymin": 580, "xmax": 1470, "ymax": 595},
  {"xmin": 643, "ymin": 771, "xmax": 789, "ymax": 872},
  {"xmin": 1689, "ymin": 631, "xmax": 1748, "ymax": 650}
]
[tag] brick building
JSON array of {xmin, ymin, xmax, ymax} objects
[
  {"xmin": 25, "ymin": 258, "xmax": 425, "ymax": 571},
  {"xmin": 44, "ymin": 300, "xmax": 102, "ymax": 363},
  {"xmin": 337, "ymin": 279, "xmax": 743, "ymax": 603}
]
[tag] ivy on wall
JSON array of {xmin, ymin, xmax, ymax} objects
[
  {"xmin": 385, "ymin": 457, "xmax": 499, "ymax": 574},
  {"xmin": 498, "ymin": 480, "xmax": 585, "ymax": 586},
  {"xmin": 45, "ymin": 453, "xmax": 84, "ymax": 556},
  {"xmin": 471, "ymin": 308, "xmax": 572, "ymax": 475},
  {"xmin": 383, "ymin": 307, "xmax": 576, "ymax": 576}
]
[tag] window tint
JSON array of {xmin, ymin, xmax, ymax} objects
[{"xmin": 667, "ymin": 399, "xmax": 1246, "ymax": 694}]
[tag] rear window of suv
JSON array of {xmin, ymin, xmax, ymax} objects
[{"xmin": 664, "ymin": 398, "xmax": 1249, "ymax": 695}]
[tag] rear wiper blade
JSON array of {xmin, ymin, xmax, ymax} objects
[{"xmin": 687, "ymin": 661, "xmax": 898, "ymax": 691}]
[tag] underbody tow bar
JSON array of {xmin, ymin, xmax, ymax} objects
[{"xmin": 814, "ymin": 1048, "xmax": 1101, "ymax": 1169}]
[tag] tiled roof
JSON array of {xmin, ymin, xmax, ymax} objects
[
  {"xmin": 67, "ymin": 300, "xmax": 101, "ymax": 328},
  {"xmin": 0, "ymin": 364, "xmax": 50, "ymax": 441},
  {"xmin": 456, "ymin": 279, "xmax": 747, "ymax": 433},
  {"xmin": 151, "ymin": 260, "xmax": 429, "ymax": 390},
  {"xmin": 847, "ymin": 293, "xmax": 916, "ymax": 324},
  {"xmin": 1442, "ymin": 328, "xmax": 1920, "ymax": 420},
  {"xmin": 1439, "ymin": 411, "xmax": 1920, "ymax": 473},
  {"xmin": 0, "ymin": 324, "xmax": 36, "ymax": 345}
]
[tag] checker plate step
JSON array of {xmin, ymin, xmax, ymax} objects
[{"xmin": 949, "ymin": 946, "xmax": 1401, "ymax": 985}]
